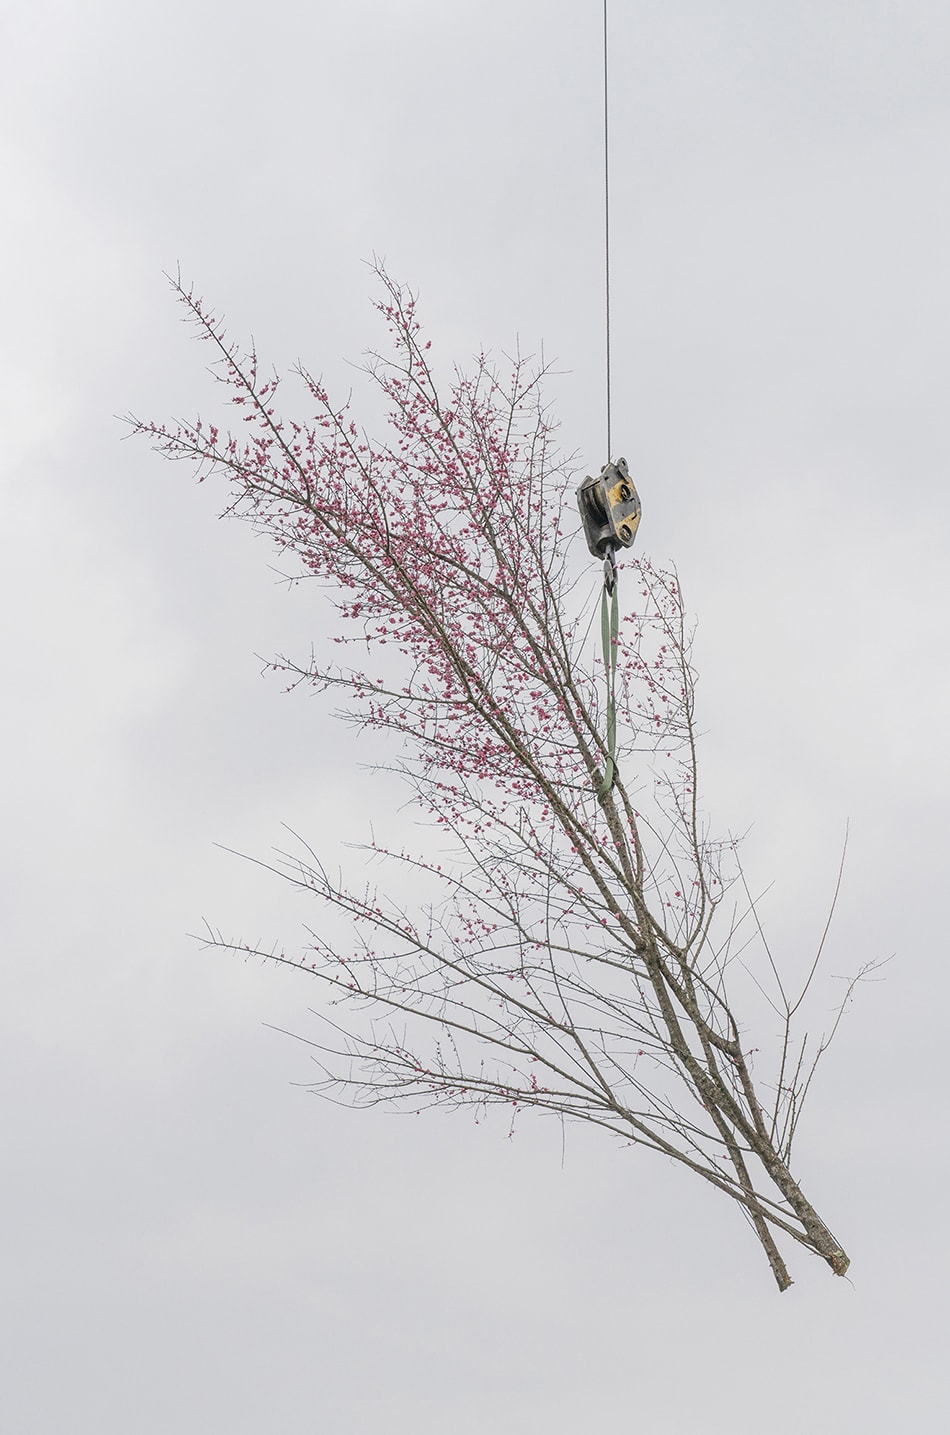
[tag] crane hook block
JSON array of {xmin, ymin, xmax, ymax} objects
[{"xmin": 576, "ymin": 458, "xmax": 641, "ymax": 558}]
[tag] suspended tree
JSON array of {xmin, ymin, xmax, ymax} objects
[{"xmin": 129, "ymin": 268, "xmax": 865, "ymax": 1291}]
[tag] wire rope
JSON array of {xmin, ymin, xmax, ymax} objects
[{"xmin": 603, "ymin": 0, "xmax": 612, "ymax": 462}]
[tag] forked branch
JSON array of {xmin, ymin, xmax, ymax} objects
[{"xmin": 130, "ymin": 267, "xmax": 862, "ymax": 1289}]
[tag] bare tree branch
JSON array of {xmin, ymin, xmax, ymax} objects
[{"xmin": 128, "ymin": 266, "xmax": 865, "ymax": 1291}]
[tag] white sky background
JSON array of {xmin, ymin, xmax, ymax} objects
[{"xmin": 1, "ymin": 0, "xmax": 948, "ymax": 1429}]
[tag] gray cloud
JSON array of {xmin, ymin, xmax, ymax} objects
[{"xmin": 1, "ymin": 1, "xmax": 947, "ymax": 1429}]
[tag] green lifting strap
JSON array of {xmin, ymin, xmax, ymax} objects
[{"xmin": 597, "ymin": 566, "xmax": 620, "ymax": 798}]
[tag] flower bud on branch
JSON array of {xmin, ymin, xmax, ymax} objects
[{"xmin": 128, "ymin": 265, "xmax": 866, "ymax": 1291}]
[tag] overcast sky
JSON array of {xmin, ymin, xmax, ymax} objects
[{"xmin": 2, "ymin": 2, "xmax": 949, "ymax": 1430}]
